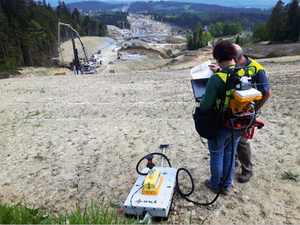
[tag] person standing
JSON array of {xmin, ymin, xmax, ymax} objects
[
  {"xmin": 201, "ymin": 41, "xmax": 244, "ymax": 195},
  {"xmin": 209, "ymin": 44, "xmax": 272, "ymax": 183},
  {"xmin": 233, "ymin": 44, "xmax": 272, "ymax": 183}
]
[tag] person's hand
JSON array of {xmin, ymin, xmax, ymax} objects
[{"xmin": 209, "ymin": 64, "xmax": 219, "ymax": 73}]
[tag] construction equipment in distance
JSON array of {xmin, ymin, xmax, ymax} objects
[
  {"xmin": 58, "ymin": 22, "xmax": 98, "ymax": 74},
  {"xmin": 117, "ymin": 21, "xmax": 126, "ymax": 33},
  {"xmin": 136, "ymin": 10, "xmax": 148, "ymax": 16}
]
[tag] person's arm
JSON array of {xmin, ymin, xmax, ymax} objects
[
  {"xmin": 255, "ymin": 88, "xmax": 272, "ymax": 111},
  {"xmin": 254, "ymin": 70, "xmax": 272, "ymax": 110},
  {"xmin": 200, "ymin": 75, "xmax": 222, "ymax": 112}
]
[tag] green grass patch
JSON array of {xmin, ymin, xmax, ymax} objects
[
  {"xmin": 0, "ymin": 200, "xmax": 52, "ymax": 224},
  {"xmin": 282, "ymin": 170, "xmax": 299, "ymax": 182},
  {"xmin": 0, "ymin": 64, "xmax": 19, "ymax": 73},
  {"xmin": 0, "ymin": 199, "xmax": 137, "ymax": 224}
]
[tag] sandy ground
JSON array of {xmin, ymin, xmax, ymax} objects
[{"xmin": 1, "ymin": 37, "xmax": 300, "ymax": 224}]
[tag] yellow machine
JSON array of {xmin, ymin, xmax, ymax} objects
[
  {"xmin": 230, "ymin": 88, "xmax": 262, "ymax": 114},
  {"xmin": 124, "ymin": 145, "xmax": 177, "ymax": 220},
  {"xmin": 142, "ymin": 170, "xmax": 163, "ymax": 195}
]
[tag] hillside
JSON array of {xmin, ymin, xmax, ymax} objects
[
  {"xmin": 65, "ymin": 1, "xmax": 126, "ymax": 12},
  {"xmin": 17, "ymin": 36, "xmax": 300, "ymax": 75},
  {"xmin": 1, "ymin": 46, "xmax": 300, "ymax": 224},
  {"xmin": 66, "ymin": 1, "xmax": 272, "ymax": 14},
  {"xmin": 128, "ymin": 1, "xmax": 272, "ymax": 14}
]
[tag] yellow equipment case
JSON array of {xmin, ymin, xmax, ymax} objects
[{"xmin": 230, "ymin": 88, "xmax": 262, "ymax": 114}]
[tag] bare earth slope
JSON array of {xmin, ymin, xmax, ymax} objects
[{"xmin": 1, "ymin": 37, "xmax": 300, "ymax": 224}]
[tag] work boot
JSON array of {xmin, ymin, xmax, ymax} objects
[
  {"xmin": 205, "ymin": 180, "xmax": 230, "ymax": 195},
  {"xmin": 221, "ymin": 186, "xmax": 229, "ymax": 195},
  {"xmin": 205, "ymin": 179, "xmax": 220, "ymax": 194},
  {"xmin": 238, "ymin": 171, "xmax": 253, "ymax": 183}
]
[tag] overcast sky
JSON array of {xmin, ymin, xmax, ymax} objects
[{"xmin": 45, "ymin": 0, "xmax": 291, "ymax": 8}]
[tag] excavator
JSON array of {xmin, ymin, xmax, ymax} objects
[{"xmin": 58, "ymin": 22, "xmax": 95, "ymax": 74}]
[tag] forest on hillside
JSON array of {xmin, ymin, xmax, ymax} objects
[
  {"xmin": 186, "ymin": 0, "xmax": 300, "ymax": 51},
  {"xmin": 94, "ymin": 12, "xmax": 130, "ymax": 30},
  {"xmin": 66, "ymin": 1, "xmax": 126, "ymax": 12},
  {"xmin": 67, "ymin": 1, "xmax": 272, "ymax": 32},
  {"xmin": 67, "ymin": 1, "xmax": 272, "ymax": 15},
  {"xmin": 1, "ymin": 0, "xmax": 298, "ymax": 72},
  {"xmin": 0, "ymin": 0, "xmax": 108, "ymax": 70},
  {"xmin": 128, "ymin": 1, "xmax": 272, "ymax": 14},
  {"xmin": 152, "ymin": 12, "xmax": 270, "ymax": 31}
]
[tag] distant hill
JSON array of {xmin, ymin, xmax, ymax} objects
[
  {"xmin": 66, "ymin": 1, "xmax": 126, "ymax": 12},
  {"xmin": 128, "ymin": 1, "xmax": 272, "ymax": 14},
  {"xmin": 66, "ymin": 1, "xmax": 272, "ymax": 14},
  {"xmin": 140, "ymin": 0, "xmax": 285, "ymax": 8},
  {"xmin": 60, "ymin": 0, "xmax": 288, "ymax": 8}
]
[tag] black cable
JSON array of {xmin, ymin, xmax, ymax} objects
[
  {"xmin": 136, "ymin": 152, "xmax": 172, "ymax": 175},
  {"xmin": 175, "ymin": 168, "xmax": 194, "ymax": 197},
  {"xmin": 172, "ymin": 66, "xmax": 253, "ymax": 205},
  {"xmin": 175, "ymin": 119, "xmax": 236, "ymax": 206},
  {"xmin": 175, "ymin": 166, "xmax": 221, "ymax": 206},
  {"xmin": 130, "ymin": 182, "xmax": 144, "ymax": 214},
  {"xmin": 135, "ymin": 126, "xmax": 236, "ymax": 206}
]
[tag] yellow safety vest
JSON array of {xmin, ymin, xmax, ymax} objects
[
  {"xmin": 248, "ymin": 58, "xmax": 266, "ymax": 74},
  {"xmin": 215, "ymin": 65, "xmax": 255, "ymax": 111}
]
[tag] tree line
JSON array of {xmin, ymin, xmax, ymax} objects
[
  {"xmin": 185, "ymin": 0, "xmax": 299, "ymax": 50},
  {"xmin": 151, "ymin": 12, "xmax": 270, "ymax": 31},
  {"xmin": 0, "ymin": 0, "xmax": 108, "ymax": 70},
  {"xmin": 186, "ymin": 22, "xmax": 211, "ymax": 50},
  {"xmin": 209, "ymin": 22, "xmax": 242, "ymax": 38},
  {"xmin": 93, "ymin": 12, "xmax": 130, "ymax": 30},
  {"xmin": 253, "ymin": 0, "xmax": 300, "ymax": 42},
  {"xmin": 129, "ymin": 1, "xmax": 272, "ymax": 15},
  {"xmin": 186, "ymin": 21, "xmax": 243, "ymax": 50}
]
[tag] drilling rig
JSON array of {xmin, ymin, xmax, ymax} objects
[{"xmin": 58, "ymin": 22, "xmax": 94, "ymax": 74}]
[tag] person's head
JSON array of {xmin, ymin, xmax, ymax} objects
[
  {"xmin": 233, "ymin": 44, "xmax": 245, "ymax": 65},
  {"xmin": 213, "ymin": 41, "xmax": 236, "ymax": 64}
]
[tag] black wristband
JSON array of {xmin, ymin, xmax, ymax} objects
[{"xmin": 216, "ymin": 68, "xmax": 221, "ymax": 72}]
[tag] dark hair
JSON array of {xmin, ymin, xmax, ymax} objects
[{"xmin": 213, "ymin": 41, "xmax": 236, "ymax": 63}]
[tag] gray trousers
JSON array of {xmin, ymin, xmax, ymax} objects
[{"xmin": 236, "ymin": 135, "xmax": 253, "ymax": 173}]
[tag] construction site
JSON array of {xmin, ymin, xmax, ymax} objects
[
  {"xmin": 52, "ymin": 14, "xmax": 185, "ymax": 75},
  {"xmin": 52, "ymin": 13, "xmax": 300, "ymax": 76},
  {"xmin": 2, "ymin": 9, "xmax": 300, "ymax": 224}
]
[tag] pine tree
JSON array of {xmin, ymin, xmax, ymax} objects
[
  {"xmin": 235, "ymin": 35, "xmax": 240, "ymax": 44},
  {"xmin": 0, "ymin": 3, "xmax": 9, "ymax": 59},
  {"xmin": 287, "ymin": 0, "xmax": 300, "ymax": 41},
  {"xmin": 252, "ymin": 22, "xmax": 269, "ymax": 42},
  {"xmin": 192, "ymin": 29, "xmax": 198, "ymax": 49},
  {"xmin": 187, "ymin": 35, "xmax": 193, "ymax": 50},
  {"xmin": 267, "ymin": 0, "xmax": 285, "ymax": 41},
  {"xmin": 235, "ymin": 22, "xmax": 242, "ymax": 34}
]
